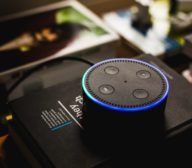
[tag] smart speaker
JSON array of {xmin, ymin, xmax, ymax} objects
[{"xmin": 82, "ymin": 58, "xmax": 169, "ymax": 146}]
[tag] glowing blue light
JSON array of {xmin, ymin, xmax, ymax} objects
[{"xmin": 82, "ymin": 58, "xmax": 169, "ymax": 112}]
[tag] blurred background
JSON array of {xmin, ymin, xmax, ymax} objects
[
  {"xmin": 0, "ymin": 0, "xmax": 192, "ymax": 167},
  {"xmin": 0, "ymin": 0, "xmax": 134, "ymax": 16},
  {"xmin": 0, "ymin": 0, "xmax": 191, "ymax": 112},
  {"xmin": 0, "ymin": 0, "xmax": 191, "ymax": 101}
]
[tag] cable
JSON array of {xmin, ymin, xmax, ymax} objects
[{"xmin": 7, "ymin": 56, "xmax": 94, "ymax": 95}]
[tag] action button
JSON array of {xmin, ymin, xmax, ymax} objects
[
  {"xmin": 104, "ymin": 66, "xmax": 119, "ymax": 75},
  {"xmin": 136, "ymin": 70, "xmax": 151, "ymax": 79},
  {"xmin": 133, "ymin": 89, "xmax": 149, "ymax": 99},
  {"xmin": 99, "ymin": 85, "xmax": 114, "ymax": 95}
]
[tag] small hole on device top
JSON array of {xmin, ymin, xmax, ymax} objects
[{"xmin": 124, "ymin": 80, "xmax": 127, "ymax": 83}]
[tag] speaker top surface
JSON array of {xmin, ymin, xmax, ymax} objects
[{"xmin": 82, "ymin": 58, "xmax": 169, "ymax": 112}]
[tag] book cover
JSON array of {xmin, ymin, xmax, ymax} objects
[{"xmin": 9, "ymin": 55, "xmax": 192, "ymax": 167}]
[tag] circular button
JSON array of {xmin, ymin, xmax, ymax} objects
[
  {"xmin": 136, "ymin": 70, "xmax": 151, "ymax": 79},
  {"xmin": 104, "ymin": 66, "xmax": 119, "ymax": 75},
  {"xmin": 133, "ymin": 89, "xmax": 149, "ymax": 99},
  {"xmin": 99, "ymin": 85, "xmax": 114, "ymax": 95}
]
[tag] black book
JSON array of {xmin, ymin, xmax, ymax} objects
[{"xmin": 9, "ymin": 54, "xmax": 192, "ymax": 167}]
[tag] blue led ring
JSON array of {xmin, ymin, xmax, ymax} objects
[{"xmin": 82, "ymin": 58, "xmax": 169, "ymax": 112}]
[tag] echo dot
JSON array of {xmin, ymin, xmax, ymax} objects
[{"xmin": 82, "ymin": 58, "xmax": 169, "ymax": 145}]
